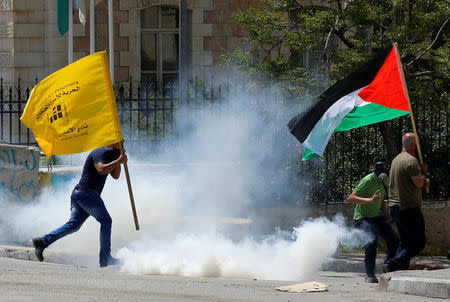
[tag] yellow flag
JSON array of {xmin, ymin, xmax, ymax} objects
[{"xmin": 20, "ymin": 51, "xmax": 122, "ymax": 157}]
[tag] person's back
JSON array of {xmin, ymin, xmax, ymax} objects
[
  {"xmin": 77, "ymin": 147, "xmax": 120, "ymax": 195},
  {"xmin": 389, "ymin": 152, "xmax": 422, "ymax": 209}
]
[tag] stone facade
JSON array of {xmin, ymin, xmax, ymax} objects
[
  {"xmin": 1, "ymin": 0, "xmax": 254, "ymax": 85},
  {"xmin": 0, "ymin": 0, "xmax": 15, "ymax": 84},
  {"xmin": 0, "ymin": 0, "xmax": 70, "ymax": 84}
]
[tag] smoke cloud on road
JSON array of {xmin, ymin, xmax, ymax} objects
[{"xmin": 117, "ymin": 214, "xmax": 366, "ymax": 281}]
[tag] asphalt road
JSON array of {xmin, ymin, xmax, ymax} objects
[{"xmin": 0, "ymin": 257, "xmax": 445, "ymax": 302}]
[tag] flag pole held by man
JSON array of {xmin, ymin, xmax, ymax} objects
[{"xmin": 20, "ymin": 51, "xmax": 139, "ymax": 266}]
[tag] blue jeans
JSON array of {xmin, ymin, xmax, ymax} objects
[
  {"xmin": 41, "ymin": 189, "xmax": 112, "ymax": 264},
  {"xmin": 388, "ymin": 205, "xmax": 426, "ymax": 270},
  {"xmin": 354, "ymin": 216, "xmax": 399, "ymax": 277}
]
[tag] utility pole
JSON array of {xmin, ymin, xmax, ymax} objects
[{"xmin": 179, "ymin": 0, "xmax": 188, "ymax": 103}]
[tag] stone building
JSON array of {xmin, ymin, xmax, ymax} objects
[{"xmin": 0, "ymin": 0, "xmax": 256, "ymax": 86}]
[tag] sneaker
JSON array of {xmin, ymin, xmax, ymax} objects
[
  {"xmin": 100, "ymin": 255, "xmax": 121, "ymax": 268},
  {"xmin": 31, "ymin": 237, "xmax": 45, "ymax": 262},
  {"xmin": 364, "ymin": 276, "xmax": 379, "ymax": 283}
]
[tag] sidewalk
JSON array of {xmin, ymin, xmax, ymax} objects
[
  {"xmin": 322, "ymin": 253, "xmax": 450, "ymax": 299},
  {"xmin": 322, "ymin": 252, "xmax": 450, "ymax": 273},
  {"xmin": 380, "ymin": 268, "xmax": 450, "ymax": 299},
  {"xmin": 1, "ymin": 244, "xmax": 449, "ymax": 299}
]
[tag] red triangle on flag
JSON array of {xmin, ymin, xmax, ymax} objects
[{"xmin": 358, "ymin": 47, "xmax": 410, "ymax": 112}]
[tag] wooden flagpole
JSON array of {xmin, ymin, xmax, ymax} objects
[
  {"xmin": 394, "ymin": 42, "xmax": 429, "ymax": 193},
  {"xmin": 120, "ymin": 141, "xmax": 140, "ymax": 230}
]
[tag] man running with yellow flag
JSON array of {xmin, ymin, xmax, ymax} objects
[{"xmin": 21, "ymin": 51, "xmax": 139, "ymax": 267}]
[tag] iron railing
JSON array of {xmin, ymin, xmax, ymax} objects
[{"xmin": 1, "ymin": 77, "xmax": 448, "ymax": 203}]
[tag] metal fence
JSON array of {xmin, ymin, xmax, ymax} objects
[
  {"xmin": 0, "ymin": 78, "xmax": 36, "ymax": 145},
  {"xmin": 1, "ymin": 77, "xmax": 448, "ymax": 203},
  {"xmin": 114, "ymin": 78, "xmax": 226, "ymax": 154}
]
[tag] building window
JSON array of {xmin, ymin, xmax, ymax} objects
[{"xmin": 141, "ymin": 6, "xmax": 179, "ymax": 88}]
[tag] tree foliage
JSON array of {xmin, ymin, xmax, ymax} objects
[{"xmin": 222, "ymin": 0, "xmax": 449, "ymax": 105}]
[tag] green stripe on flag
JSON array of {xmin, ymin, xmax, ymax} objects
[
  {"xmin": 301, "ymin": 149, "xmax": 321, "ymax": 161},
  {"xmin": 301, "ymin": 103, "xmax": 409, "ymax": 161},
  {"xmin": 57, "ymin": 0, "xmax": 68, "ymax": 36},
  {"xmin": 335, "ymin": 102, "xmax": 409, "ymax": 132}
]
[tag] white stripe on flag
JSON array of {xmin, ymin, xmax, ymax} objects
[{"xmin": 303, "ymin": 88, "xmax": 367, "ymax": 156}]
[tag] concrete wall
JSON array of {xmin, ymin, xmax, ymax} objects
[
  {"xmin": 0, "ymin": 143, "xmax": 40, "ymax": 202},
  {"xmin": 252, "ymin": 201, "xmax": 450, "ymax": 256},
  {"xmin": 421, "ymin": 202, "xmax": 450, "ymax": 255}
]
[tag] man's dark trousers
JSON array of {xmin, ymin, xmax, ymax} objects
[
  {"xmin": 389, "ymin": 205, "xmax": 426, "ymax": 270},
  {"xmin": 355, "ymin": 216, "xmax": 399, "ymax": 277}
]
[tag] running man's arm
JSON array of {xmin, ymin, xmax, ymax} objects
[
  {"xmin": 349, "ymin": 190, "xmax": 380, "ymax": 204},
  {"xmin": 109, "ymin": 160, "xmax": 122, "ymax": 179},
  {"xmin": 94, "ymin": 154, "xmax": 127, "ymax": 177}
]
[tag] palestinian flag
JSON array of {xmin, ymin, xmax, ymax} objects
[{"xmin": 288, "ymin": 44, "xmax": 410, "ymax": 160}]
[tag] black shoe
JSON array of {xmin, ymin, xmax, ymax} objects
[
  {"xmin": 100, "ymin": 255, "xmax": 120, "ymax": 268},
  {"xmin": 383, "ymin": 261, "xmax": 399, "ymax": 273},
  {"xmin": 364, "ymin": 276, "xmax": 379, "ymax": 283},
  {"xmin": 31, "ymin": 237, "xmax": 45, "ymax": 262}
]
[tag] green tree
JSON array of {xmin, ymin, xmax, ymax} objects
[{"xmin": 222, "ymin": 0, "xmax": 449, "ymax": 161}]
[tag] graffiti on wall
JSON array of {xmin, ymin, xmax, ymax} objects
[{"xmin": 0, "ymin": 146, "xmax": 39, "ymax": 202}]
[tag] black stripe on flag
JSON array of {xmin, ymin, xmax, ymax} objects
[{"xmin": 287, "ymin": 47, "xmax": 393, "ymax": 144}]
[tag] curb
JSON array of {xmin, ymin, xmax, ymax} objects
[
  {"xmin": 0, "ymin": 246, "xmax": 37, "ymax": 262},
  {"xmin": 0, "ymin": 245, "xmax": 96, "ymax": 267},
  {"xmin": 379, "ymin": 271, "xmax": 450, "ymax": 299},
  {"xmin": 321, "ymin": 259, "xmax": 384, "ymax": 273}
]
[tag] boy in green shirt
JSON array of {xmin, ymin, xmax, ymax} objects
[{"xmin": 349, "ymin": 157, "xmax": 399, "ymax": 283}]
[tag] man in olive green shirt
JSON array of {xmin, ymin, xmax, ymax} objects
[
  {"xmin": 385, "ymin": 133, "xmax": 430, "ymax": 272},
  {"xmin": 349, "ymin": 157, "xmax": 399, "ymax": 283}
]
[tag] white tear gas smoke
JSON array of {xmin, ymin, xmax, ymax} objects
[
  {"xmin": 117, "ymin": 214, "xmax": 367, "ymax": 281},
  {"xmin": 0, "ymin": 87, "xmax": 370, "ymax": 279}
]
